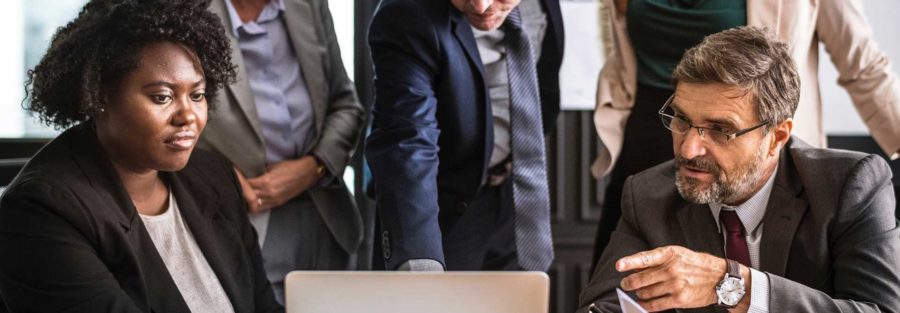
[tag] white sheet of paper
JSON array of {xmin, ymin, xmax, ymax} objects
[{"xmin": 617, "ymin": 288, "xmax": 648, "ymax": 313}]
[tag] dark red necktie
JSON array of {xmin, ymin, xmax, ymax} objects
[{"xmin": 720, "ymin": 210, "xmax": 751, "ymax": 267}]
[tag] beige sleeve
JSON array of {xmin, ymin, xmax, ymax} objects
[
  {"xmin": 591, "ymin": 0, "xmax": 634, "ymax": 178},
  {"xmin": 816, "ymin": 0, "xmax": 900, "ymax": 159}
]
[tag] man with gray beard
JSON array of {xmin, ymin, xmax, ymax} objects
[
  {"xmin": 674, "ymin": 142, "xmax": 767, "ymax": 205},
  {"xmin": 578, "ymin": 26, "xmax": 900, "ymax": 313}
]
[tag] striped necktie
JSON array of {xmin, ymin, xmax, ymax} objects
[{"xmin": 503, "ymin": 8, "xmax": 553, "ymax": 271}]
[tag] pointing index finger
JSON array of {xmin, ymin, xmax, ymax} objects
[{"xmin": 616, "ymin": 247, "xmax": 670, "ymax": 272}]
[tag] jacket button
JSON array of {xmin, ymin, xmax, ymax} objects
[{"xmin": 381, "ymin": 230, "xmax": 391, "ymax": 260}]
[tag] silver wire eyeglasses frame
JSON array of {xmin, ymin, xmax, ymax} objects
[{"xmin": 658, "ymin": 95, "xmax": 769, "ymax": 145}]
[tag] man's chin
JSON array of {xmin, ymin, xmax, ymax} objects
[
  {"xmin": 467, "ymin": 15, "xmax": 504, "ymax": 31},
  {"xmin": 676, "ymin": 177, "xmax": 718, "ymax": 204}
]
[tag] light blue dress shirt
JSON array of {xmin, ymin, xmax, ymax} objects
[{"xmin": 225, "ymin": 0, "xmax": 316, "ymax": 164}]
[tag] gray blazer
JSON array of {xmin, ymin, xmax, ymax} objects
[
  {"xmin": 579, "ymin": 138, "xmax": 900, "ymax": 312},
  {"xmin": 201, "ymin": 0, "xmax": 365, "ymax": 256}
]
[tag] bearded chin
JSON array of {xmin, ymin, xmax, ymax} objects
[
  {"xmin": 676, "ymin": 174, "xmax": 726, "ymax": 204},
  {"xmin": 675, "ymin": 148, "xmax": 768, "ymax": 205}
]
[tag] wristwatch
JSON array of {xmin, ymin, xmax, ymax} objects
[
  {"xmin": 314, "ymin": 160, "xmax": 327, "ymax": 178},
  {"xmin": 715, "ymin": 259, "xmax": 746, "ymax": 308}
]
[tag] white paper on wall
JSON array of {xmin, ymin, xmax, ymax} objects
[{"xmin": 559, "ymin": 0, "xmax": 604, "ymax": 111}]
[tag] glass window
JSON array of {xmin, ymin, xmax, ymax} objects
[
  {"xmin": 328, "ymin": 0, "xmax": 355, "ymax": 81},
  {"xmin": 326, "ymin": 0, "xmax": 357, "ymax": 194},
  {"xmin": 0, "ymin": 0, "xmax": 85, "ymax": 138}
]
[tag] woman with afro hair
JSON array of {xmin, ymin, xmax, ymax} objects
[{"xmin": 0, "ymin": 0, "xmax": 283, "ymax": 312}]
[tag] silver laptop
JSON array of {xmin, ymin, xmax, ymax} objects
[{"xmin": 284, "ymin": 271, "xmax": 549, "ymax": 313}]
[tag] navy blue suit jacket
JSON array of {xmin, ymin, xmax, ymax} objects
[{"xmin": 366, "ymin": 0, "xmax": 563, "ymax": 270}]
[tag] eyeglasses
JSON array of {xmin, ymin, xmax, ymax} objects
[{"xmin": 658, "ymin": 95, "xmax": 769, "ymax": 145}]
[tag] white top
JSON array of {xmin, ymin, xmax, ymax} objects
[
  {"xmin": 709, "ymin": 170, "xmax": 778, "ymax": 313},
  {"xmin": 140, "ymin": 191, "xmax": 235, "ymax": 313}
]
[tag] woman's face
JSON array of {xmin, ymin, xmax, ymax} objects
[{"xmin": 96, "ymin": 41, "xmax": 207, "ymax": 174}]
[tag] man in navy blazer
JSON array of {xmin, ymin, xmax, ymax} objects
[{"xmin": 366, "ymin": 0, "xmax": 563, "ymax": 271}]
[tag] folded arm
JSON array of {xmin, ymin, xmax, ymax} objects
[{"xmin": 818, "ymin": 0, "xmax": 900, "ymax": 158}]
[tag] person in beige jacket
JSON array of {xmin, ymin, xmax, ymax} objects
[{"xmin": 591, "ymin": 0, "xmax": 900, "ymax": 266}]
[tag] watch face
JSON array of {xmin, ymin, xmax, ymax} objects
[{"xmin": 716, "ymin": 277, "xmax": 746, "ymax": 306}]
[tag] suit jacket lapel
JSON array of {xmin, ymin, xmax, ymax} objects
[
  {"xmin": 759, "ymin": 152, "xmax": 807, "ymax": 277},
  {"xmin": 209, "ymin": 0, "xmax": 265, "ymax": 143},
  {"xmin": 677, "ymin": 202, "xmax": 725, "ymax": 259},
  {"xmin": 168, "ymin": 172, "xmax": 252, "ymax": 313},
  {"xmin": 70, "ymin": 125, "xmax": 137, "ymax": 232},
  {"xmin": 450, "ymin": 11, "xmax": 486, "ymax": 81},
  {"xmin": 539, "ymin": 0, "xmax": 563, "ymax": 52},
  {"xmin": 284, "ymin": 0, "xmax": 326, "ymax": 134},
  {"xmin": 449, "ymin": 8, "xmax": 493, "ymax": 179}
]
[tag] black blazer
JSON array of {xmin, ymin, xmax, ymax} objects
[
  {"xmin": 0, "ymin": 124, "xmax": 282, "ymax": 313},
  {"xmin": 366, "ymin": 0, "xmax": 564, "ymax": 270}
]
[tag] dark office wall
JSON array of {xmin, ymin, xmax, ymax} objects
[{"xmin": 545, "ymin": 111, "xmax": 606, "ymax": 313}]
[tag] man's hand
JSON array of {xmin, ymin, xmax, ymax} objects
[
  {"xmin": 247, "ymin": 156, "xmax": 322, "ymax": 211},
  {"xmin": 617, "ymin": 246, "xmax": 740, "ymax": 312},
  {"xmin": 234, "ymin": 167, "xmax": 264, "ymax": 213}
]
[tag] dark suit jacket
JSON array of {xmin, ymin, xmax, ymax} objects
[
  {"xmin": 0, "ymin": 124, "xmax": 282, "ymax": 313},
  {"xmin": 366, "ymin": 0, "xmax": 564, "ymax": 270},
  {"xmin": 578, "ymin": 138, "xmax": 900, "ymax": 312}
]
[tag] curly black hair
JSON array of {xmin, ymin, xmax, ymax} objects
[{"xmin": 25, "ymin": 0, "xmax": 237, "ymax": 129}]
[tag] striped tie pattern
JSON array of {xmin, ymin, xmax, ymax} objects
[{"xmin": 503, "ymin": 8, "xmax": 554, "ymax": 271}]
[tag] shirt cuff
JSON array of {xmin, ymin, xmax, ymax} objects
[
  {"xmin": 748, "ymin": 268, "xmax": 770, "ymax": 313},
  {"xmin": 396, "ymin": 259, "xmax": 445, "ymax": 272}
]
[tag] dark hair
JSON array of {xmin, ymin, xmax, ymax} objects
[
  {"xmin": 672, "ymin": 26, "xmax": 800, "ymax": 131},
  {"xmin": 25, "ymin": 0, "xmax": 237, "ymax": 129}
]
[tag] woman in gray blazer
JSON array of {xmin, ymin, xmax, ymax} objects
[{"xmin": 0, "ymin": 0, "xmax": 281, "ymax": 312}]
